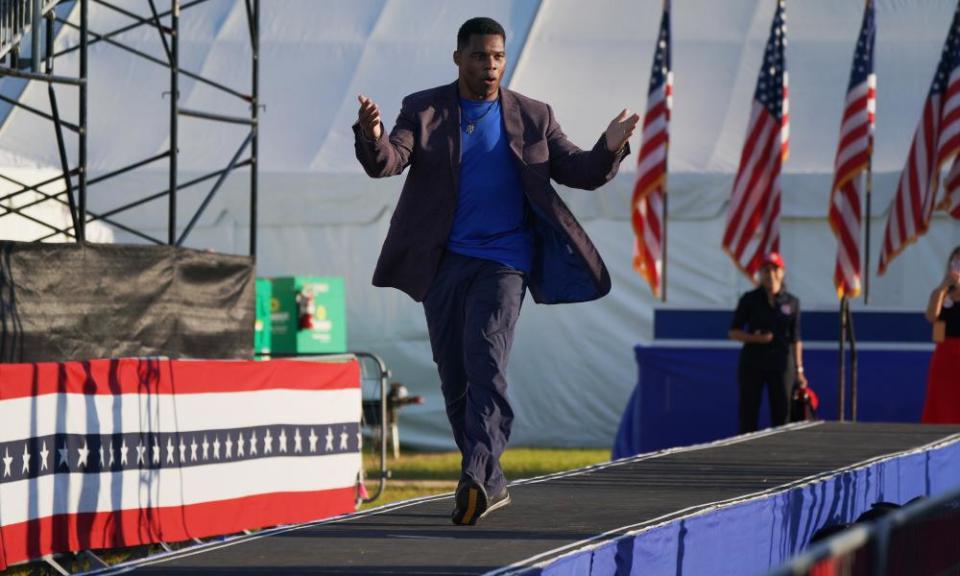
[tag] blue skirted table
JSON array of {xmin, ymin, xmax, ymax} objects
[{"xmin": 614, "ymin": 309, "xmax": 934, "ymax": 458}]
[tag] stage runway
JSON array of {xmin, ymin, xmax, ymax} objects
[{"xmin": 91, "ymin": 422, "xmax": 960, "ymax": 575}]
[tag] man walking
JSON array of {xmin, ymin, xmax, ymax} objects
[{"xmin": 354, "ymin": 17, "xmax": 638, "ymax": 525}]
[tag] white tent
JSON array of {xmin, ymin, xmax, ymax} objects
[{"xmin": 1, "ymin": 0, "xmax": 958, "ymax": 448}]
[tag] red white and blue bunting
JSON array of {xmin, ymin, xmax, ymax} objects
[{"xmin": 0, "ymin": 357, "xmax": 362, "ymax": 569}]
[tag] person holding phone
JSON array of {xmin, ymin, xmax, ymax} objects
[
  {"xmin": 728, "ymin": 252, "xmax": 807, "ymax": 433},
  {"xmin": 922, "ymin": 246, "xmax": 960, "ymax": 423}
]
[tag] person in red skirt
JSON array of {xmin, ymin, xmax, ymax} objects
[{"xmin": 922, "ymin": 246, "xmax": 960, "ymax": 424}]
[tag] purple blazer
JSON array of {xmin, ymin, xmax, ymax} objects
[{"xmin": 353, "ymin": 81, "xmax": 629, "ymax": 304}]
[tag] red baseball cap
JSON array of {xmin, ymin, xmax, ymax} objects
[{"xmin": 760, "ymin": 252, "xmax": 785, "ymax": 269}]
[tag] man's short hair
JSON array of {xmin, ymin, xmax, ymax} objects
[{"xmin": 457, "ymin": 17, "xmax": 506, "ymax": 50}]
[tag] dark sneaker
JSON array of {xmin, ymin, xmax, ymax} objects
[
  {"xmin": 451, "ymin": 478, "xmax": 487, "ymax": 526},
  {"xmin": 479, "ymin": 487, "xmax": 511, "ymax": 520}
]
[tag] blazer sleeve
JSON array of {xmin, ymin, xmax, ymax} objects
[
  {"xmin": 545, "ymin": 104, "xmax": 630, "ymax": 190},
  {"xmin": 353, "ymin": 96, "xmax": 417, "ymax": 178}
]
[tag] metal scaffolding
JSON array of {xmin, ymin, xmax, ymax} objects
[{"xmin": 0, "ymin": 0, "xmax": 260, "ymax": 255}]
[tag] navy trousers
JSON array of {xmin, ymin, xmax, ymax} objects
[
  {"xmin": 423, "ymin": 252, "xmax": 526, "ymax": 496},
  {"xmin": 738, "ymin": 362, "xmax": 795, "ymax": 434}
]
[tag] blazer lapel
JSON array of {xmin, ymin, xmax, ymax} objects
[
  {"xmin": 500, "ymin": 87, "xmax": 525, "ymax": 164},
  {"xmin": 439, "ymin": 81, "xmax": 461, "ymax": 194},
  {"xmin": 440, "ymin": 83, "xmax": 525, "ymax": 191}
]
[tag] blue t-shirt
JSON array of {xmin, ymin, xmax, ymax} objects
[{"xmin": 446, "ymin": 97, "xmax": 533, "ymax": 273}]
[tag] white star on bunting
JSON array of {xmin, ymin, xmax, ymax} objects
[
  {"xmin": 58, "ymin": 444, "xmax": 69, "ymax": 469},
  {"xmin": 264, "ymin": 429, "xmax": 273, "ymax": 454},
  {"xmin": 77, "ymin": 442, "xmax": 90, "ymax": 468}
]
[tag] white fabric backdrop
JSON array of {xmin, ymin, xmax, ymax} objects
[{"xmin": 1, "ymin": 0, "xmax": 959, "ymax": 448}]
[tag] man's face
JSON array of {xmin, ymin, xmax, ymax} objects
[{"xmin": 454, "ymin": 34, "xmax": 506, "ymax": 101}]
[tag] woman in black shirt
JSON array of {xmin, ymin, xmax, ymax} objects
[
  {"xmin": 728, "ymin": 252, "xmax": 808, "ymax": 433},
  {"xmin": 922, "ymin": 245, "xmax": 960, "ymax": 423}
]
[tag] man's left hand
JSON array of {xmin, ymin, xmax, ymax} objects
[{"xmin": 605, "ymin": 109, "xmax": 641, "ymax": 152}]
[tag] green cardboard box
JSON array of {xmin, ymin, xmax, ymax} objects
[{"xmin": 269, "ymin": 276, "xmax": 347, "ymax": 355}]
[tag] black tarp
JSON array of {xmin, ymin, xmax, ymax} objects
[{"xmin": 0, "ymin": 241, "xmax": 254, "ymax": 362}]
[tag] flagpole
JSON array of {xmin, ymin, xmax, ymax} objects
[
  {"xmin": 838, "ymin": 295, "xmax": 848, "ymax": 422},
  {"xmin": 661, "ymin": 159, "xmax": 669, "ymax": 304},
  {"xmin": 861, "ymin": 1, "xmax": 874, "ymax": 305},
  {"xmin": 848, "ymin": 300, "xmax": 858, "ymax": 421},
  {"xmin": 864, "ymin": 143, "xmax": 873, "ymax": 304},
  {"xmin": 660, "ymin": 0, "xmax": 670, "ymax": 304},
  {"xmin": 660, "ymin": 140, "xmax": 670, "ymax": 304}
]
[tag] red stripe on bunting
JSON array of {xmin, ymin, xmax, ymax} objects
[
  {"xmin": 0, "ymin": 487, "xmax": 356, "ymax": 569},
  {"xmin": 0, "ymin": 358, "xmax": 360, "ymax": 400}
]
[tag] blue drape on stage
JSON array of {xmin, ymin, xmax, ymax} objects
[
  {"xmin": 544, "ymin": 435, "xmax": 960, "ymax": 576},
  {"xmin": 613, "ymin": 309, "xmax": 933, "ymax": 459},
  {"xmin": 613, "ymin": 346, "xmax": 931, "ymax": 458}
]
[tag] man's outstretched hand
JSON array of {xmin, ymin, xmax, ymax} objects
[
  {"xmin": 605, "ymin": 109, "xmax": 641, "ymax": 152},
  {"xmin": 357, "ymin": 94, "xmax": 382, "ymax": 141}
]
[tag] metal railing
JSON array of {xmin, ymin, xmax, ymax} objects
[
  {"xmin": 254, "ymin": 350, "xmax": 392, "ymax": 505},
  {"xmin": 837, "ymin": 295, "xmax": 859, "ymax": 421},
  {"xmin": 769, "ymin": 484, "xmax": 960, "ymax": 576}
]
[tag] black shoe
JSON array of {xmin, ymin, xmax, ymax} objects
[
  {"xmin": 479, "ymin": 487, "xmax": 510, "ymax": 520},
  {"xmin": 451, "ymin": 478, "xmax": 487, "ymax": 526}
]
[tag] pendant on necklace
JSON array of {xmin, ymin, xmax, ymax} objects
[{"xmin": 465, "ymin": 123, "xmax": 475, "ymax": 134}]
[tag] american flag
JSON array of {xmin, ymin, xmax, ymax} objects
[
  {"xmin": 631, "ymin": 0, "xmax": 672, "ymax": 298},
  {"xmin": 941, "ymin": 153, "xmax": 960, "ymax": 217},
  {"xmin": 723, "ymin": 0, "xmax": 789, "ymax": 278},
  {"xmin": 829, "ymin": 0, "xmax": 875, "ymax": 299},
  {"xmin": 879, "ymin": 1, "xmax": 960, "ymax": 275}
]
